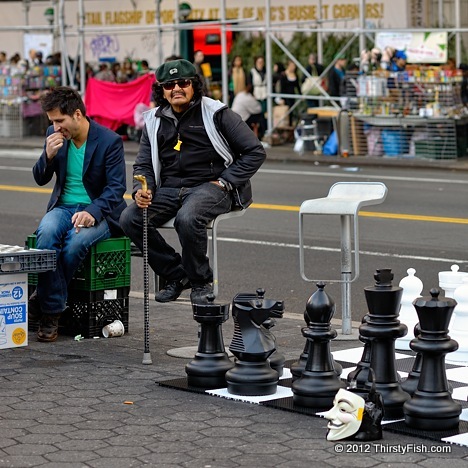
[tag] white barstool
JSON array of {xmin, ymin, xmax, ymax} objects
[
  {"xmin": 159, "ymin": 209, "xmax": 246, "ymax": 298},
  {"xmin": 299, "ymin": 182, "xmax": 388, "ymax": 335}
]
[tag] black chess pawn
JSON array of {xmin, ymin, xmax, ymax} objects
[
  {"xmin": 359, "ymin": 269, "xmax": 410, "ymax": 419},
  {"xmin": 291, "ymin": 286, "xmax": 342, "ymax": 381},
  {"xmin": 347, "ymin": 314, "xmax": 372, "ymax": 386},
  {"xmin": 404, "ymin": 289, "xmax": 462, "ymax": 430},
  {"xmin": 185, "ymin": 294, "xmax": 234, "ymax": 388},
  {"xmin": 225, "ymin": 290, "xmax": 284, "ymax": 396},
  {"xmin": 292, "ymin": 282, "xmax": 345, "ymax": 408}
]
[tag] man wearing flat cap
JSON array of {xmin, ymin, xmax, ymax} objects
[{"xmin": 120, "ymin": 59, "xmax": 266, "ymax": 304}]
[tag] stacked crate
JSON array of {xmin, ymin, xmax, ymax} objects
[{"xmin": 27, "ymin": 236, "xmax": 131, "ymax": 338}]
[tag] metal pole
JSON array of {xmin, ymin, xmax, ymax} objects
[
  {"xmin": 317, "ymin": 0, "xmax": 323, "ymax": 64},
  {"xmin": 359, "ymin": 0, "xmax": 366, "ymax": 55},
  {"xmin": 220, "ymin": 0, "xmax": 228, "ymax": 105},
  {"xmin": 340, "ymin": 215, "xmax": 353, "ymax": 335},
  {"xmin": 155, "ymin": 0, "xmax": 163, "ymax": 65},
  {"xmin": 438, "ymin": 0, "xmax": 444, "ymax": 28},
  {"xmin": 265, "ymin": 0, "xmax": 273, "ymax": 137},
  {"xmin": 78, "ymin": 0, "xmax": 85, "ymax": 93},
  {"xmin": 174, "ymin": 0, "xmax": 180, "ymax": 57},
  {"xmin": 455, "ymin": 0, "xmax": 461, "ymax": 67}
]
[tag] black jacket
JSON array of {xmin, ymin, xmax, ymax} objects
[{"xmin": 133, "ymin": 97, "xmax": 266, "ymax": 208}]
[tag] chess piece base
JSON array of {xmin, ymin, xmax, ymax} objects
[
  {"xmin": 226, "ymin": 361, "xmax": 278, "ymax": 396},
  {"xmin": 404, "ymin": 391, "xmax": 462, "ymax": 430},
  {"xmin": 186, "ymin": 352, "xmax": 234, "ymax": 389},
  {"xmin": 292, "ymin": 370, "xmax": 345, "ymax": 408}
]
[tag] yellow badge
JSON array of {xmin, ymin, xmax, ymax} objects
[{"xmin": 174, "ymin": 139, "xmax": 182, "ymax": 151}]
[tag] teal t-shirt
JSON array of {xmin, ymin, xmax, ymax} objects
[{"xmin": 59, "ymin": 140, "xmax": 92, "ymax": 206}]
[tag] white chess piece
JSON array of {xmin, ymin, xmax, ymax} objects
[
  {"xmin": 447, "ymin": 277, "xmax": 468, "ymax": 364},
  {"xmin": 438, "ymin": 264, "xmax": 468, "ymax": 329},
  {"xmin": 396, "ymin": 268, "xmax": 423, "ymax": 351}
]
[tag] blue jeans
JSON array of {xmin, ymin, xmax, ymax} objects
[
  {"xmin": 120, "ymin": 182, "xmax": 232, "ymax": 285},
  {"xmin": 35, "ymin": 205, "xmax": 110, "ymax": 315}
]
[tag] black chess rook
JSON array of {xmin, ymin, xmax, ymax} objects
[{"xmin": 185, "ymin": 294, "xmax": 234, "ymax": 389}]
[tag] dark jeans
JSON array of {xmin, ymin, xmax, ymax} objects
[
  {"xmin": 120, "ymin": 182, "xmax": 232, "ymax": 285},
  {"xmin": 35, "ymin": 204, "xmax": 111, "ymax": 315}
]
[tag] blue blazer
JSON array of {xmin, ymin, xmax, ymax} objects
[{"xmin": 32, "ymin": 119, "xmax": 127, "ymax": 236}]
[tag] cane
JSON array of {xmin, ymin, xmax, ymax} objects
[{"xmin": 134, "ymin": 174, "xmax": 152, "ymax": 365}]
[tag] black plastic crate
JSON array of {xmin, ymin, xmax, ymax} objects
[
  {"xmin": 63, "ymin": 286, "xmax": 130, "ymax": 338},
  {"xmin": 28, "ymin": 286, "xmax": 130, "ymax": 339}
]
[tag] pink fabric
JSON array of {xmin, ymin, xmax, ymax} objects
[{"xmin": 84, "ymin": 73, "xmax": 155, "ymax": 131}]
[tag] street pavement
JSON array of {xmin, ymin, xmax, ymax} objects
[{"xmin": 1, "ymin": 136, "xmax": 468, "ymax": 466}]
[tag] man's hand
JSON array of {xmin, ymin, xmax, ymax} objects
[
  {"xmin": 45, "ymin": 132, "xmax": 65, "ymax": 161},
  {"xmin": 135, "ymin": 188, "xmax": 153, "ymax": 209},
  {"xmin": 72, "ymin": 211, "xmax": 96, "ymax": 232}
]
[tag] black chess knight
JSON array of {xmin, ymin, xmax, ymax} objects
[{"xmin": 225, "ymin": 289, "xmax": 284, "ymax": 396}]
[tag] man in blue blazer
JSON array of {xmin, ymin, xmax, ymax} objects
[{"xmin": 30, "ymin": 87, "xmax": 127, "ymax": 342}]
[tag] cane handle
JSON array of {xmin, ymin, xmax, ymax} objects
[{"xmin": 134, "ymin": 174, "xmax": 147, "ymax": 192}]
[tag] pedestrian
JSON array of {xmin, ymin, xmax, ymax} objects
[
  {"xmin": 29, "ymin": 87, "xmax": 127, "ymax": 342},
  {"xmin": 279, "ymin": 59, "xmax": 301, "ymax": 125},
  {"xmin": 193, "ymin": 50, "xmax": 211, "ymax": 94},
  {"xmin": 328, "ymin": 55, "xmax": 347, "ymax": 105},
  {"xmin": 120, "ymin": 59, "xmax": 266, "ymax": 304},
  {"xmin": 231, "ymin": 82, "xmax": 265, "ymax": 139},
  {"xmin": 302, "ymin": 53, "xmax": 325, "ymax": 109},
  {"xmin": 228, "ymin": 55, "xmax": 247, "ymax": 105},
  {"xmin": 249, "ymin": 56, "xmax": 268, "ymax": 114}
]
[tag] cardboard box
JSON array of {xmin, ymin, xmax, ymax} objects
[{"xmin": 0, "ymin": 273, "xmax": 28, "ymax": 349}]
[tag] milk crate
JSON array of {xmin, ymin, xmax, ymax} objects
[
  {"xmin": 62, "ymin": 286, "xmax": 130, "ymax": 338},
  {"xmin": 26, "ymin": 236, "xmax": 131, "ymax": 291},
  {"xmin": 1, "ymin": 244, "xmax": 55, "ymax": 276}
]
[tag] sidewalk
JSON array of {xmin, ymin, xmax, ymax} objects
[
  {"xmin": 2, "ymin": 136, "xmax": 468, "ymax": 465},
  {"xmin": 2, "ymin": 135, "xmax": 468, "ymax": 171},
  {"xmin": 1, "ymin": 295, "xmax": 468, "ymax": 467}
]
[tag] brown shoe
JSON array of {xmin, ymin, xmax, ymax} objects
[{"xmin": 37, "ymin": 314, "xmax": 60, "ymax": 342}]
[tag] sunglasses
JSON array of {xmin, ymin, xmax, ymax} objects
[{"xmin": 161, "ymin": 79, "xmax": 192, "ymax": 91}]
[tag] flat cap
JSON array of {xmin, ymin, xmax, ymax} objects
[{"xmin": 156, "ymin": 59, "xmax": 197, "ymax": 83}]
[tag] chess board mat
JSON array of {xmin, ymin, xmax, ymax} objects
[{"xmin": 158, "ymin": 346, "xmax": 468, "ymax": 446}]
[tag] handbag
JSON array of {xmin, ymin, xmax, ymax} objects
[
  {"xmin": 301, "ymin": 65, "xmax": 324, "ymax": 96},
  {"xmin": 346, "ymin": 367, "xmax": 384, "ymax": 441},
  {"xmin": 301, "ymin": 76, "xmax": 323, "ymax": 96}
]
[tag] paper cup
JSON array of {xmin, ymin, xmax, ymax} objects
[{"xmin": 102, "ymin": 320, "xmax": 125, "ymax": 338}]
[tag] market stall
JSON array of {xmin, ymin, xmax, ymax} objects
[{"xmin": 347, "ymin": 67, "xmax": 468, "ymax": 159}]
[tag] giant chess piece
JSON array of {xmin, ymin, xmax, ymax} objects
[
  {"xmin": 225, "ymin": 290, "xmax": 284, "ymax": 396},
  {"xmin": 401, "ymin": 323, "xmax": 422, "ymax": 397},
  {"xmin": 185, "ymin": 294, "xmax": 234, "ymax": 388},
  {"xmin": 448, "ymin": 277, "xmax": 468, "ymax": 364},
  {"xmin": 439, "ymin": 264, "xmax": 468, "ymax": 330},
  {"xmin": 291, "ymin": 286, "xmax": 342, "ymax": 382},
  {"xmin": 292, "ymin": 282, "xmax": 345, "ymax": 408},
  {"xmin": 347, "ymin": 314, "xmax": 372, "ymax": 386},
  {"xmin": 359, "ymin": 269, "xmax": 410, "ymax": 419},
  {"xmin": 404, "ymin": 289, "xmax": 462, "ymax": 430},
  {"xmin": 396, "ymin": 268, "xmax": 423, "ymax": 351}
]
